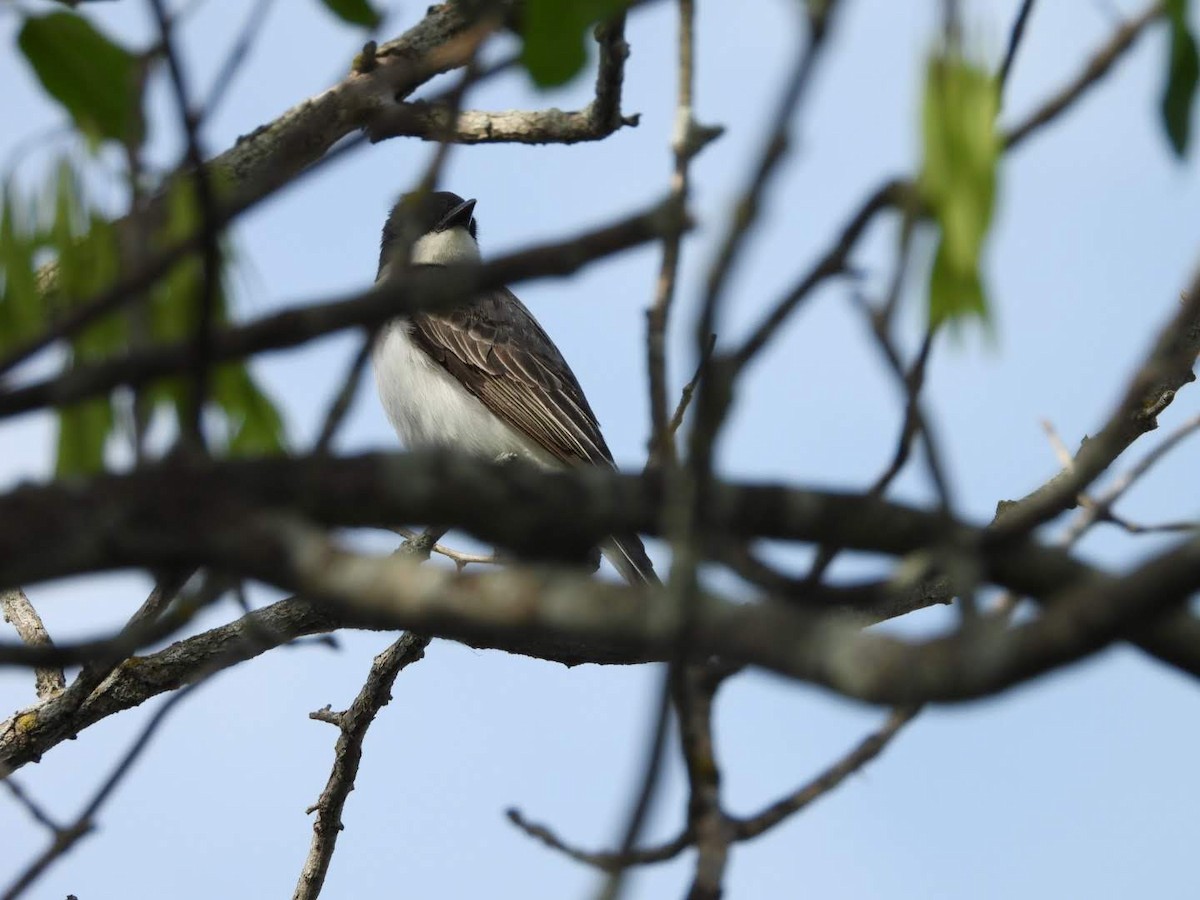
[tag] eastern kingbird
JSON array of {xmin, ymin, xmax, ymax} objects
[{"xmin": 372, "ymin": 191, "xmax": 658, "ymax": 585}]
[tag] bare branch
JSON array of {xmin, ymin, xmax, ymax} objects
[
  {"xmin": 293, "ymin": 633, "xmax": 430, "ymax": 900},
  {"xmin": 1, "ymin": 590, "xmax": 64, "ymax": 700},
  {"xmin": 993, "ymin": 269, "xmax": 1200, "ymax": 536}
]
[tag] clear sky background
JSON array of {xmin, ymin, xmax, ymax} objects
[{"xmin": 3, "ymin": 1, "xmax": 1200, "ymax": 897}]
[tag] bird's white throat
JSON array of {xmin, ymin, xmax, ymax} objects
[{"xmin": 409, "ymin": 227, "xmax": 481, "ymax": 265}]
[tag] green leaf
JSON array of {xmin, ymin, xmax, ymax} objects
[
  {"xmin": 150, "ymin": 179, "xmax": 286, "ymax": 456},
  {"xmin": 521, "ymin": 0, "xmax": 630, "ymax": 87},
  {"xmin": 919, "ymin": 53, "xmax": 999, "ymax": 329},
  {"xmin": 56, "ymin": 396, "xmax": 113, "ymax": 476},
  {"xmin": 319, "ymin": 0, "xmax": 381, "ymax": 29},
  {"xmin": 929, "ymin": 235, "xmax": 987, "ymax": 326},
  {"xmin": 1162, "ymin": 0, "xmax": 1199, "ymax": 157},
  {"xmin": 18, "ymin": 12, "xmax": 144, "ymax": 148},
  {"xmin": 0, "ymin": 188, "xmax": 43, "ymax": 351},
  {"xmin": 213, "ymin": 363, "xmax": 287, "ymax": 456}
]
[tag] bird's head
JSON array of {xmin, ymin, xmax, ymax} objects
[{"xmin": 378, "ymin": 191, "xmax": 479, "ymax": 278}]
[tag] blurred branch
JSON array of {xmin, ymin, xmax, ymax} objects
[
  {"xmin": 1, "ymin": 480, "xmax": 1189, "ymax": 708},
  {"xmin": 148, "ymin": 0, "xmax": 222, "ymax": 452},
  {"xmin": 997, "ymin": 0, "xmax": 1038, "ymax": 98},
  {"xmin": 647, "ymin": 0, "xmax": 718, "ymax": 466},
  {"xmin": 511, "ymin": 703, "xmax": 920, "ymax": 871},
  {"xmin": 1004, "ymin": 2, "xmax": 1163, "ymax": 150},
  {"xmin": 0, "ymin": 197, "xmax": 682, "ymax": 418},
  {"xmin": 1, "ymin": 450, "xmax": 1195, "ymax": 769},
  {"xmin": 729, "ymin": 705, "xmax": 920, "ymax": 840},
  {"xmin": 732, "ymin": 178, "xmax": 913, "ymax": 370},
  {"xmin": 674, "ymin": 664, "xmax": 729, "ymax": 900}
]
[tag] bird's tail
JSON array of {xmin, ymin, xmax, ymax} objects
[{"xmin": 602, "ymin": 534, "xmax": 660, "ymax": 587}]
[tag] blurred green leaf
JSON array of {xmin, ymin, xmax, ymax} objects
[
  {"xmin": 18, "ymin": 12, "xmax": 144, "ymax": 148},
  {"xmin": 214, "ymin": 363, "xmax": 287, "ymax": 456},
  {"xmin": 150, "ymin": 179, "xmax": 287, "ymax": 456},
  {"xmin": 56, "ymin": 396, "xmax": 113, "ymax": 477},
  {"xmin": 48, "ymin": 160, "xmax": 124, "ymax": 355},
  {"xmin": 319, "ymin": 0, "xmax": 381, "ymax": 29},
  {"xmin": 0, "ymin": 188, "xmax": 43, "ymax": 351},
  {"xmin": 521, "ymin": 0, "xmax": 629, "ymax": 87},
  {"xmin": 1162, "ymin": 0, "xmax": 1199, "ymax": 157},
  {"xmin": 919, "ymin": 53, "xmax": 999, "ymax": 329},
  {"xmin": 10, "ymin": 157, "xmax": 287, "ymax": 472}
]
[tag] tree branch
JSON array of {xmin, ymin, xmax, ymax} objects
[
  {"xmin": 1, "ymin": 590, "xmax": 64, "ymax": 700},
  {"xmin": 293, "ymin": 633, "xmax": 430, "ymax": 900}
]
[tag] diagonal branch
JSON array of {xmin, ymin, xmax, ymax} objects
[
  {"xmin": 0, "ymin": 198, "xmax": 681, "ymax": 419},
  {"xmin": 1, "ymin": 590, "xmax": 64, "ymax": 700}
]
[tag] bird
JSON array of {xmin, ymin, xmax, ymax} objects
[{"xmin": 371, "ymin": 190, "xmax": 658, "ymax": 586}]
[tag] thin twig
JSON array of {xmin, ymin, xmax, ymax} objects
[
  {"xmin": 998, "ymin": 0, "xmax": 1038, "ymax": 99},
  {"xmin": 730, "ymin": 705, "xmax": 920, "ymax": 839},
  {"xmin": 733, "ymin": 178, "xmax": 909, "ymax": 370},
  {"xmin": 595, "ymin": 665, "xmax": 674, "ymax": 900},
  {"xmin": 1060, "ymin": 414, "xmax": 1200, "ymax": 546},
  {"xmin": 2, "ymin": 684, "xmax": 201, "ymax": 900},
  {"xmin": 1, "ymin": 776, "xmax": 62, "ymax": 834},
  {"xmin": 314, "ymin": 336, "xmax": 373, "ymax": 454},
  {"xmin": 148, "ymin": 0, "xmax": 222, "ymax": 453},
  {"xmin": 647, "ymin": 0, "xmax": 706, "ymax": 466},
  {"xmin": 512, "ymin": 704, "xmax": 920, "ymax": 872},
  {"xmin": 506, "ymin": 808, "xmax": 692, "ymax": 870},
  {"xmin": 393, "ymin": 527, "xmax": 499, "ymax": 570}
]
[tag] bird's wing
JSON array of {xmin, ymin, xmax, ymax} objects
[{"xmin": 408, "ymin": 287, "xmax": 616, "ymax": 466}]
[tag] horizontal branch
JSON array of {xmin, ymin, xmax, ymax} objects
[
  {"xmin": 367, "ymin": 102, "xmax": 641, "ymax": 145},
  {"xmin": 191, "ymin": 519, "xmax": 1200, "ymax": 707},
  {"xmin": 0, "ymin": 453, "xmax": 1197, "ymax": 705},
  {"xmin": 0, "ymin": 452, "xmax": 1088, "ymax": 602}
]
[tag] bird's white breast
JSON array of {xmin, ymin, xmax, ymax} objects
[{"xmin": 372, "ymin": 319, "xmax": 555, "ymax": 466}]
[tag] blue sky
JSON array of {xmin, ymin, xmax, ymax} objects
[{"xmin": 2, "ymin": 1, "xmax": 1200, "ymax": 897}]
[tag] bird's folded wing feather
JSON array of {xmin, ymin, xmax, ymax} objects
[{"xmin": 408, "ymin": 287, "xmax": 616, "ymax": 467}]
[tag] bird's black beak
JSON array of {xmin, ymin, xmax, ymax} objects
[{"xmin": 436, "ymin": 198, "xmax": 476, "ymax": 232}]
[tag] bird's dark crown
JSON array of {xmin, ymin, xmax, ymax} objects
[
  {"xmin": 380, "ymin": 190, "xmax": 478, "ymax": 254},
  {"xmin": 378, "ymin": 191, "xmax": 479, "ymax": 276}
]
